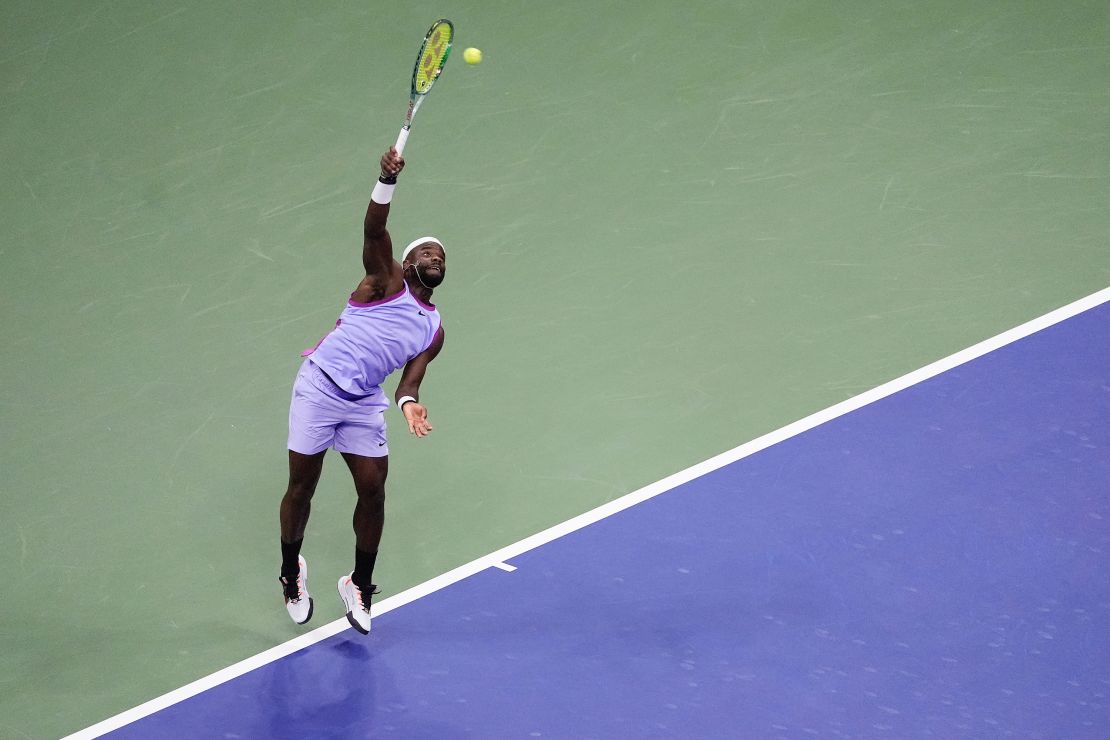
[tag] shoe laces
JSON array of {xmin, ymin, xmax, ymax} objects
[
  {"xmin": 353, "ymin": 581, "xmax": 380, "ymax": 612},
  {"xmin": 280, "ymin": 573, "xmax": 303, "ymax": 603}
]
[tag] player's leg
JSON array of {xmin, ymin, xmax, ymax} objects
[
  {"xmin": 279, "ymin": 360, "xmax": 340, "ymax": 624},
  {"xmin": 331, "ymin": 398, "xmax": 389, "ymax": 633},
  {"xmin": 277, "ymin": 449, "xmax": 325, "ymax": 625},
  {"xmin": 336, "ymin": 450, "xmax": 389, "ymax": 634},
  {"xmin": 283, "ymin": 360, "xmax": 343, "ymax": 564},
  {"xmin": 342, "ymin": 451, "xmax": 389, "ymax": 565},
  {"xmin": 280, "ymin": 449, "xmax": 327, "ymax": 547}
]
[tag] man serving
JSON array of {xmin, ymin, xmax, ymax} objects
[{"xmin": 278, "ymin": 146, "xmax": 447, "ymax": 634}]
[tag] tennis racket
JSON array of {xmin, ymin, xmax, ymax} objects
[{"xmin": 394, "ymin": 19, "xmax": 454, "ymax": 155}]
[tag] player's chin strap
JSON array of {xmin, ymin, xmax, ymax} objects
[{"xmin": 407, "ymin": 263, "xmax": 434, "ymax": 289}]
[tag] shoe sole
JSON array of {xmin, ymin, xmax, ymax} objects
[
  {"xmin": 345, "ymin": 610, "xmax": 369, "ymax": 635},
  {"xmin": 294, "ymin": 598, "xmax": 314, "ymax": 625},
  {"xmin": 338, "ymin": 577, "xmax": 371, "ymax": 635}
]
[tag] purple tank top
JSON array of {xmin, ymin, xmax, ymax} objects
[{"xmin": 303, "ymin": 284, "xmax": 442, "ymax": 396}]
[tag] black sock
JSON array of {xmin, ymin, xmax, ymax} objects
[
  {"xmin": 352, "ymin": 547, "xmax": 378, "ymax": 588},
  {"xmin": 281, "ymin": 538, "xmax": 303, "ymax": 576}
]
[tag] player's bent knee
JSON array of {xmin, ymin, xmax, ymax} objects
[
  {"xmin": 285, "ymin": 478, "xmax": 319, "ymax": 502},
  {"xmin": 355, "ymin": 484, "xmax": 386, "ymax": 506}
]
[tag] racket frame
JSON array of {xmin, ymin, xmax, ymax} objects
[{"xmin": 394, "ymin": 18, "xmax": 454, "ymax": 154}]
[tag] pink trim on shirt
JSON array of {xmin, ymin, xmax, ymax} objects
[{"xmin": 301, "ymin": 319, "xmax": 341, "ymax": 357}]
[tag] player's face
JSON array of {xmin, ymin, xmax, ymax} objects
[{"xmin": 408, "ymin": 244, "xmax": 446, "ymax": 287}]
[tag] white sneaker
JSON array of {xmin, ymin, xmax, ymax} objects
[
  {"xmin": 337, "ymin": 573, "xmax": 379, "ymax": 634},
  {"xmin": 279, "ymin": 555, "xmax": 313, "ymax": 625}
]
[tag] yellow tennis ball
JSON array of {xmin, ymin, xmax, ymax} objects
[{"xmin": 463, "ymin": 47, "xmax": 482, "ymax": 65}]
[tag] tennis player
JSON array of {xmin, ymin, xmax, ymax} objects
[{"xmin": 278, "ymin": 146, "xmax": 446, "ymax": 634}]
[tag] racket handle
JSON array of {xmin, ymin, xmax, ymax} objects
[{"xmin": 394, "ymin": 127, "xmax": 410, "ymax": 155}]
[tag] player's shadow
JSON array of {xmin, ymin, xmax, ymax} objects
[{"xmin": 257, "ymin": 634, "xmax": 473, "ymax": 738}]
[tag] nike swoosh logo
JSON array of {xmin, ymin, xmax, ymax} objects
[
  {"xmin": 418, "ymin": 311, "xmax": 427, "ymax": 316},
  {"xmin": 378, "ymin": 441, "xmax": 386, "ymax": 446}
]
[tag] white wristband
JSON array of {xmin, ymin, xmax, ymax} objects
[
  {"xmin": 397, "ymin": 395, "xmax": 416, "ymax": 412},
  {"xmin": 371, "ymin": 180, "xmax": 396, "ymax": 204}
]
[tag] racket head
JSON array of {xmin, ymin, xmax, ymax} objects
[{"xmin": 411, "ymin": 19, "xmax": 454, "ymax": 96}]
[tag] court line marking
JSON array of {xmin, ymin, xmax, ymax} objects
[
  {"xmin": 492, "ymin": 562, "xmax": 517, "ymax": 572},
  {"xmin": 65, "ymin": 285, "xmax": 1110, "ymax": 739}
]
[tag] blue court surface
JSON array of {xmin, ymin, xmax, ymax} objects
[{"xmin": 103, "ymin": 301, "xmax": 1108, "ymax": 738}]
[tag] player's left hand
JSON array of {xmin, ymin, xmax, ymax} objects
[{"xmin": 402, "ymin": 402, "xmax": 433, "ymax": 437}]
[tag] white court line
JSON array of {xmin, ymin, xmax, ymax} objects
[
  {"xmin": 492, "ymin": 562, "xmax": 518, "ymax": 572},
  {"xmin": 65, "ymin": 285, "xmax": 1110, "ymax": 739}
]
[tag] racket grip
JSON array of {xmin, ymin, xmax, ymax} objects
[{"xmin": 394, "ymin": 127, "xmax": 410, "ymax": 155}]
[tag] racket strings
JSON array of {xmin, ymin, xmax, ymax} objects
[{"xmin": 414, "ymin": 22, "xmax": 453, "ymax": 94}]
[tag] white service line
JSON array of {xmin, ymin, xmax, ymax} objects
[
  {"xmin": 492, "ymin": 562, "xmax": 518, "ymax": 572},
  {"xmin": 65, "ymin": 285, "xmax": 1110, "ymax": 740}
]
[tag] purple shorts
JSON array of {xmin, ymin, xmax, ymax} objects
[{"xmin": 287, "ymin": 359, "xmax": 390, "ymax": 457}]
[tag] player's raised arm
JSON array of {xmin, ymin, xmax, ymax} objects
[{"xmin": 362, "ymin": 148, "xmax": 405, "ymax": 277}]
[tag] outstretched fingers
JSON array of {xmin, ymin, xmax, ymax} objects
[{"xmin": 403, "ymin": 403, "xmax": 434, "ymax": 437}]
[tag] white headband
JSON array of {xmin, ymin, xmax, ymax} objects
[{"xmin": 402, "ymin": 236, "xmax": 444, "ymax": 262}]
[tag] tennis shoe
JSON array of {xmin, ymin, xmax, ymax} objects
[
  {"xmin": 279, "ymin": 555, "xmax": 313, "ymax": 625},
  {"xmin": 338, "ymin": 573, "xmax": 379, "ymax": 634}
]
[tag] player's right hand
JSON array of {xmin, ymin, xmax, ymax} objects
[
  {"xmin": 380, "ymin": 147, "xmax": 405, "ymax": 180},
  {"xmin": 402, "ymin": 402, "xmax": 433, "ymax": 438}
]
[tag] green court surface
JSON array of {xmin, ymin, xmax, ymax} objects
[{"xmin": 2, "ymin": 1, "xmax": 1108, "ymax": 737}]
